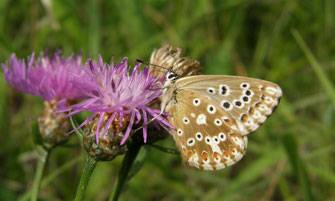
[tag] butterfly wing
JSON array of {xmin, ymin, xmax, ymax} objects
[
  {"xmin": 167, "ymin": 90, "xmax": 248, "ymax": 170},
  {"xmin": 175, "ymin": 75, "xmax": 282, "ymax": 135}
]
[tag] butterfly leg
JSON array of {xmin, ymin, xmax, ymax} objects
[{"xmin": 133, "ymin": 103, "xmax": 168, "ymax": 134}]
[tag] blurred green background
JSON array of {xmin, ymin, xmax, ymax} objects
[{"xmin": 1, "ymin": 0, "xmax": 335, "ymax": 201}]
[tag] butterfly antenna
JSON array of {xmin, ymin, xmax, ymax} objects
[
  {"xmin": 166, "ymin": 47, "xmax": 179, "ymax": 71},
  {"xmin": 136, "ymin": 59, "xmax": 169, "ymax": 71}
]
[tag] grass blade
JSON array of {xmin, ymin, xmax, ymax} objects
[
  {"xmin": 291, "ymin": 29, "xmax": 335, "ymax": 106},
  {"xmin": 282, "ymin": 134, "xmax": 315, "ymax": 201}
]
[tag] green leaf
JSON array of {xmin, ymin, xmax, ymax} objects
[
  {"xmin": 31, "ymin": 122, "xmax": 43, "ymax": 147},
  {"xmin": 149, "ymin": 143, "xmax": 179, "ymax": 155},
  {"xmin": 69, "ymin": 115, "xmax": 84, "ymax": 146},
  {"xmin": 128, "ymin": 145, "xmax": 151, "ymax": 181}
]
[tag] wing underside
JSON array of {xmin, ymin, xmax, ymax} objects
[
  {"xmin": 176, "ymin": 75, "xmax": 282, "ymax": 135},
  {"xmin": 168, "ymin": 90, "xmax": 248, "ymax": 170}
]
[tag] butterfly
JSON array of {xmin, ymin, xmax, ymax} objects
[{"xmin": 149, "ymin": 44, "xmax": 282, "ymax": 170}]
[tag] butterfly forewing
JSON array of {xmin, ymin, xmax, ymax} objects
[
  {"xmin": 175, "ymin": 75, "xmax": 283, "ymax": 135},
  {"xmin": 168, "ymin": 90, "xmax": 248, "ymax": 170}
]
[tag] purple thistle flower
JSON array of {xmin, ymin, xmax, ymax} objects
[
  {"xmin": 58, "ymin": 56, "xmax": 173, "ymax": 144},
  {"xmin": 2, "ymin": 51, "xmax": 88, "ymax": 107}
]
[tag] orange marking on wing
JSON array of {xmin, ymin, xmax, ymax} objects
[
  {"xmin": 187, "ymin": 151, "xmax": 193, "ymax": 159},
  {"xmin": 241, "ymin": 114, "xmax": 248, "ymax": 122},
  {"xmin": 249, "ymin": 107, "xmax": 255, "ymax": 115},
  {"xmin": 213, "ymin": 152, "xmax": 219, "ymax": 159},
  {"xmin": 222, "ymin": 151, "xmax": 229, "ymax": 158},
  {"xmin": 224, "ymin": 119, "xmax": 233, "ymax": 126},
  {"xmin": 182, "ymin": 147, "xmax": 187, "ymax": 155},
  {"xmin": 201, "ymin": 152, "xmax": 209, "ymax": 161},
  {"xmin": 230, "ymin": 146, "xmax": 236, "ymax": 153}
]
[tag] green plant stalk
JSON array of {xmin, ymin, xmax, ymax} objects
[
  {"xmin": 291, "ymin": 29, "xmax": 335, "ymax": 106},
  {"xmin": 109, "ymin": 140, "xmax": 142, "ymax": 201},
  {"xmin": 74, "ymin": 156, "xmax": 97, "ymax": 201},
  {"xmin": 19, "ymin": 156, "xmax": 83, "ymax": 201},
  {"xmin": 30, "ymin": 148, "xmax": 50, "ymax": 201}
]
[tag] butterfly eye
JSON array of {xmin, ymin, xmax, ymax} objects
[{"xmin": 166, "ymin": 72, "xmax": 177, "ymax": 80}]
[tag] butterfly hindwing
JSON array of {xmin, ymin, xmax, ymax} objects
[
  {"xmin": 175, "ymin": 75, "xmax": 282, "ymax": 135},
  {"xmin": 167, "ymin": 90, "xmax": 248, "ymax": 170}
]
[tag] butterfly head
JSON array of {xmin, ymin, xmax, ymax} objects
[{"xmin": 164, "ymin": 70, "xmax": 178, "ymax": 87}]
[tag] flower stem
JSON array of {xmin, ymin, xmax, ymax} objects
[
  {"xmin": 30, "ymin": 148, "xmax": 50, "ymax": 201},
  {"xmin": 109, "ymin": 140, "xmax": 142, "ymax": 201},
  {"xmin": 74, "ymin": 156, "xmax": 97, "ymax": 201}
]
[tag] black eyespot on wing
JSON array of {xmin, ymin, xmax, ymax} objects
[
  {"xmin": 223, "ymin": 102, "xmax": 230, "ymax": 109},
  {"xmin": 235, "ymin": 101, "xmax": 242, "ymax": 107},
  {"xmin": 221, "ymin": 86, "xmax": 227, "ymax": 95}
]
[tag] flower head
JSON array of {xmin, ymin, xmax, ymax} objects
[
  {"xmin": 2, "ymin": 51, "xmax": 88, "ymax": 106},
  {"xmin": 59, "ymin": 56, "xmax": 173, "ymax": 144}
]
